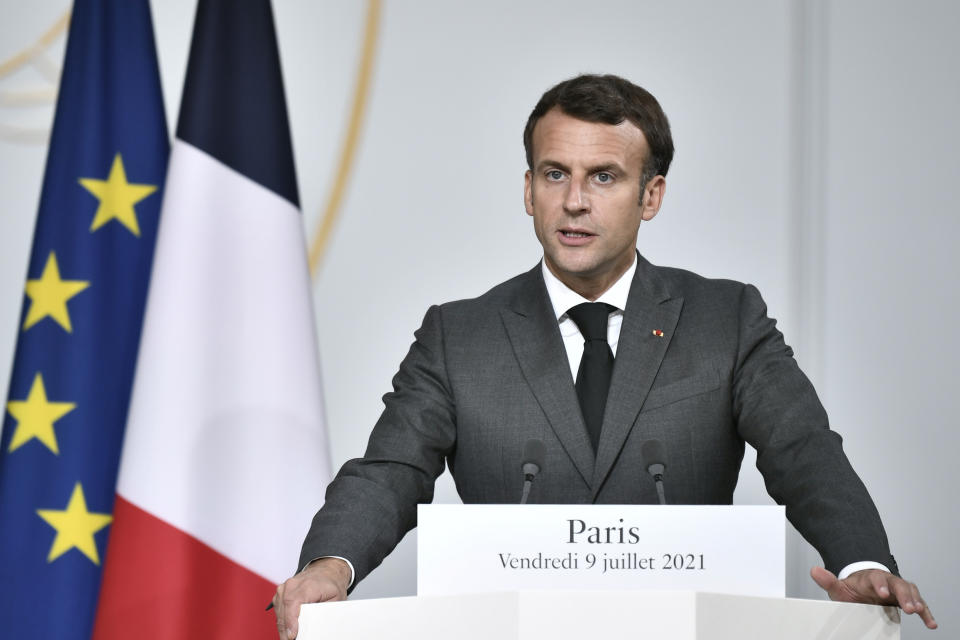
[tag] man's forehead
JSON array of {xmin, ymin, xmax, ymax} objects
[{"xmin": 532, "ymin": 108, "xmax": 648, "ymax": 168}]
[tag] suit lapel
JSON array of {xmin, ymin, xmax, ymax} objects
[
  {"xmin": 592, "ymin": 256, "xmax": 683, "ymax": 497},
  {"xmin": 500, "ymin": 266, "xmax": 595, "ymax": 486}
]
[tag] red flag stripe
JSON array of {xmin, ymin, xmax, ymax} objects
[{"xmin": 93, "ymin": 495, "xmax": 277, "ymax": 639}]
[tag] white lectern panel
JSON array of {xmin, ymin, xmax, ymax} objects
[{"xmin": 418, "ymin": 504, "xmax": 784, "ymax": 597}]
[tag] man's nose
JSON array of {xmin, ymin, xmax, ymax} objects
[{"xmin": 563, "ymin": 180, "xmax": 590, "ymax": 214}]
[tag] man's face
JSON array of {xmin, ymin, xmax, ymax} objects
[{"xmin": 524, "ymin": 108, "xmax": 664, "ymax": 297}]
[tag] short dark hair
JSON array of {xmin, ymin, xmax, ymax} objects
[{"xmin": 523, "ymin": 74, "xmax": 674, "ymax": 187}]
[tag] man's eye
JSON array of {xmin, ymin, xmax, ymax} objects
[
  {"xmin": 546, "ymin": 170, "xmax": 564, "ymax": 180},
  {"xmin": 596, "ymin": 172, "xmax": 613, "ymax": 183}
]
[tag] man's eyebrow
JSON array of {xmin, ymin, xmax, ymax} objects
[
  {"xmin": 587, "ymin": 162, "xmax": 625, "ymax": 175},
  {"xmin": 535, "ymin": 159, "xmax": 571, "ymax": 173}
]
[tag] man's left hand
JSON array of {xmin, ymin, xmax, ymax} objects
[{"xmin": 810, "ymin": 566, "xmax": 937, "ymax": 629}]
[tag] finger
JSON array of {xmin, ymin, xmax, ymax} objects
[
  {"xmin": 917, "ymin": 599, "xmax": 938, "ymax": 629},
  {"xmin": 809, "ymin": 566, "xmax": 838, "ymax": 594},
  {"xmin": 907, "ymin": 582, "xmax": 935, "ymax": 627},
  {"xmin": 867, "ymin": 571, "xmax": 891, "ymax": 601},
  {"xmin": 890, "ymin": 578, "xmax": 916, "ymax": 613},
  {"xmin": 908, "ymin": 582, "xmax": 923, "ymax": 611},
  {"xmin": 274, "ymin": 584, "xmax": 287, "ymax": 639},
  {"xmin": 283, "ymin": 597, "xmax": 300, "ymax": 640}
]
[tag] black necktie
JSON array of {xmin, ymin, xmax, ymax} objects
[{"xmin": 566, "ymin": 302, "xmax": 616, "ymax": 453}]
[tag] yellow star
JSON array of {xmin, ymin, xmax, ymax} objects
[
  {"xmin": 36, "ymin": 483, "xmax": 112, "ymax": 564},
  {"xmin": 22, "ymin": 252, "xmax": 90, "ymax": 333},
  {"xmin": 78, "ymin": 153, "xmax": 157, "ymax": 236},
  {"xmin": 6, "ymin": 372, "xmax": 76, "ymax": 454}
]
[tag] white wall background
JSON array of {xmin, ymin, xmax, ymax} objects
[{"xmin": 0, "ymin": 1, "xmax": 956, "ymax": 637}]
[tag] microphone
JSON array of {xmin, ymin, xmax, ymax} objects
[
  {"xmin": 520, "ymin": 439, "xmax": 546, "ymax": 504},
  {"xmin": 641, "ymin": 439, "xmax": 668, "ymax": 505}
]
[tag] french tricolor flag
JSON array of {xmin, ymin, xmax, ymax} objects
[{"xmin": 93, "ymin": 1, "xmax": 330, "ymax": 637}]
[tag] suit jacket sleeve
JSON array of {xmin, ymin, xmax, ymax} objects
[
  {"xmin": 298, "ymin": 305, "xmax": 455, "ymax": 585},
  {"xmin": 732, "ymin": 283, "xmax": 897, "ymax": 575}
]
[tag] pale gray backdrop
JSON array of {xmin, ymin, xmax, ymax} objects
[{"xmin": 0, "ymin": 2, "xmax": 955, "ymax": 637}]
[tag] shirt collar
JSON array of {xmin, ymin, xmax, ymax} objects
[{"xmin": 541, "ymin": 254, "xmax": 637, "ymax": 321}]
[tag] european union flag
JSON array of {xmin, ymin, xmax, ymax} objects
[{"xmin": 0, "ymin": 1, "xmax": 168, "ymax": 637}]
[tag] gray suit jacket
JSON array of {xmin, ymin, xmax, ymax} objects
[{"xmin": 300, "ymin": 255, "xmax": 896, "ymax": 584}]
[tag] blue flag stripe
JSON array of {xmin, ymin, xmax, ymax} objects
[{"xmin": 176, "ymin": 0, "xmax": 301, "ymax": 208}]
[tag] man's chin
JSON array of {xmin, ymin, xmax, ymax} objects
[
  {"xmin": 545, "ymin": 255, "xmax": 605, "ymax": 282},
  {"xmin": 545, "ymin": 250, "xmax": 635, "ymax": 291}
]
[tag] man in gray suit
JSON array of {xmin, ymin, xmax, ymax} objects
[{"xmin": 274, "ymin": 74, "xmax": 936, "ymax": 637}]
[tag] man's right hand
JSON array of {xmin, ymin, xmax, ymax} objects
[{"xmin": 273, "ymin": 557, "xmax": 352, "ymax": 639}]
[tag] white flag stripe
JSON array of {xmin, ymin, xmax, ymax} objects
[{"xmin": 118, "ymin": 140, "xmax": 330, "ymax": 583}]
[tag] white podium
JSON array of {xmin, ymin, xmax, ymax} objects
[{"xmin": 298, "ymin": 590, "xmax": 900, "ymax": 640}]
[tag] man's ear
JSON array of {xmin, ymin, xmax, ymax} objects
[
  {"xmin": 524, "ymin": 170, "xmax": 534, "ymax": 216},
  {"xmin": 640, "ymin": 175, "xmax": 666, "ymax": 222}
]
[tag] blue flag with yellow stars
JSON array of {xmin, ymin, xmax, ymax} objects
[{"xmin": 0, "ymin": 1, "xmax": 168, "ymax": 637}]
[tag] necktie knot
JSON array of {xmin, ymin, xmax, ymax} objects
[{"xmin": 567, "ymin": 302, "xmax": 615, "ymax": 342}]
